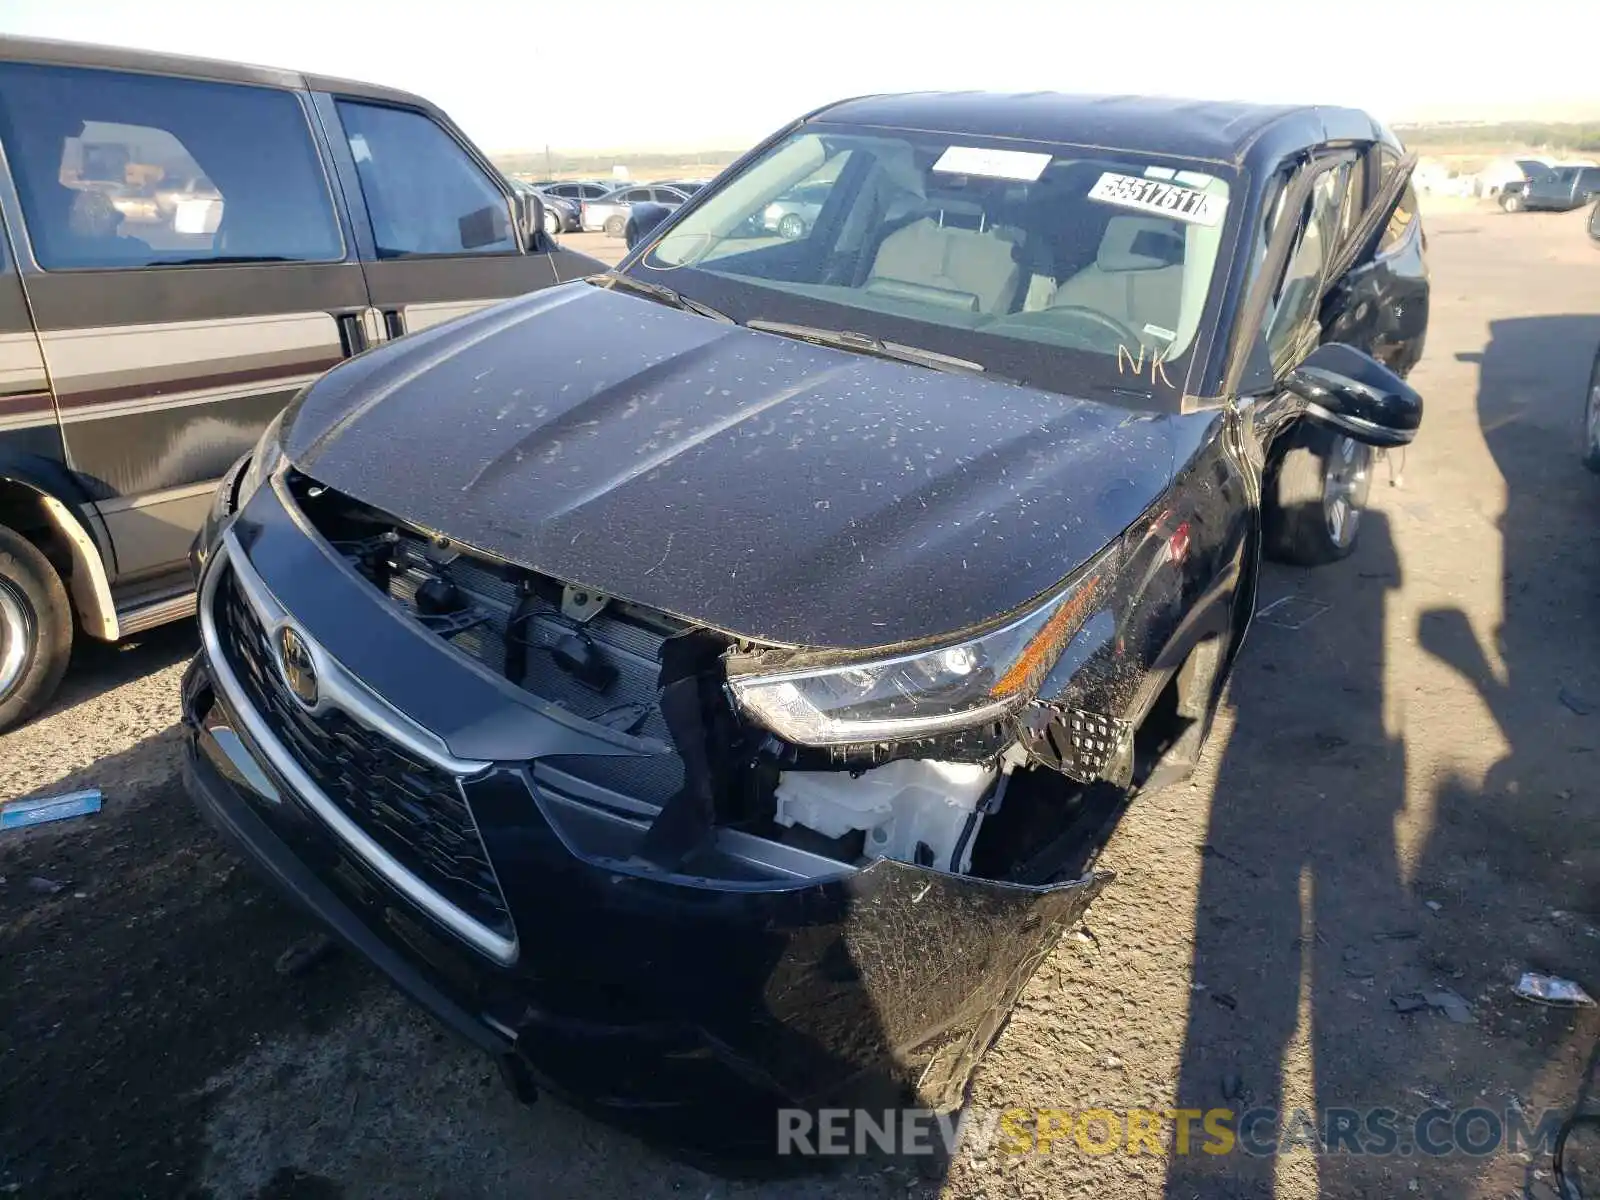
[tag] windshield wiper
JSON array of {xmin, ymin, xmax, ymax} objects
[
  {"xmin": 744, "ymin": 320, "xmax": 986, "ymax": 376},
  {"xmin": 591, "ymin": 273, "xmax": 733, "ymax": 323}
]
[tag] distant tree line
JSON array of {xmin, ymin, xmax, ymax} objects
[
  {"xmin": 1395, "ymin": 121, "xmax": 1600, "ymax": 154},
  {"xmin": 492, "ymin": 148, "xmax": 744, "ymax": 179}
]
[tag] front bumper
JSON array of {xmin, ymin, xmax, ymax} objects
[{"xmin": 182, "ymin": 478, "xmax": 1108, "ymax": 1158}]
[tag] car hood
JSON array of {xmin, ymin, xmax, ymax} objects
[{"xmin": 285, "ymin": 282, "xmax": 1175, "ymax": 650}]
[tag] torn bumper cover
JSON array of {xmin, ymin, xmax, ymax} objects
[
  {"xmin": 184, "ymin": 671, "xmax": 1109, "ymax": 1153},
  {"xmin": 180, "ymin": 490, "xmax": 1112, "ymax": 1158}
]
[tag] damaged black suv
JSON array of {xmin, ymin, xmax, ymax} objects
[{"xmin": 182, "ymin": 93, "xmax": 1427, "ymax": 1156}]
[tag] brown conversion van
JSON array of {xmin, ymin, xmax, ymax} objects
[{"xmin": 0, "ymin": 35, "xmax": 595, "ymax": 727}]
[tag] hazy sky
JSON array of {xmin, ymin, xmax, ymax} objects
[{"xmin": 1, "ymin": 0, "xmax": 1593, "ymax": 153}]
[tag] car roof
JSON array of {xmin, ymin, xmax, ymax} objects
[
  {"xmin": 810, "ymin": 91, "xmax": 1378, "ymax": 166},
  {"xmin": 0, "ymin": 32, "xmax": 433, "ymax": 109}
]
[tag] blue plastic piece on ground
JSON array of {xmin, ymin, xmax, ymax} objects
[{"xmin": 1, "ymin": 788, "xmax": 102, "ymax": 830}]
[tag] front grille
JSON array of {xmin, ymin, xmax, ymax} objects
[{"xmin": 214, "ymin": 568, "xmax": 513, "ymax": 942}]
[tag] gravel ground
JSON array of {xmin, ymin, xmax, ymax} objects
[{"xmin": 2, "ymin": 212, "xmax": 1598, "ymax": 1200}]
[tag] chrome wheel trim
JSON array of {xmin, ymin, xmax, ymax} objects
[
  {"xmin": 1586, "ymin": 368, "xmax": 1600, "ymax": 456},
  {"xmin": 1323, "ymin": 436, "xmax": 1372, "ymax": 548},
  {"xmin": 0, "ymin": 574, "xmax": 35, "ymax": 701}
]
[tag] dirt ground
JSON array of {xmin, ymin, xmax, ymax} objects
[{"xmin": 2, "ymin": 212, "xmax": 1598, "ymax": 1200}]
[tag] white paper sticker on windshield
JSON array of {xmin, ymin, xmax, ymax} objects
[
  {"xmin": 933, "ymin": 146, "xmax": 1053, "ymax": 182},
  {"xmin": 1087, "ymin": 171, "xmax": 1226, "ymax": 226}
]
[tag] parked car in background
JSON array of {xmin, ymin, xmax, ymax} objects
[
  {"xmin": 581, "ymin": 183, "xmax": 692, "ymax": 235},
  {"xmin": 1583, "ymin": 200, "xmax": 1600, "ymax": 471},
  {"xmin": 508, "ymin": 179, "xmax": 572, "ymax": 235},
  {"xmin": 760, "ymin": 179, "xmax": 831, "ymax": 238},
  {"xmin": 0, "ymin": 34, "xmax": 602, "ymax": 728},
  {"xmin": 537, "ymin": 191, "xmax": 581, "ymax": 233},
  {"xmin": 539, "ymin": 179, "xmax": 615, "ymax": 203},
  {"xmin": 1498, "ymin": 160, "xmax": 1556, "ymax": 211},
  {"xmin": 183, "ymin": 90, "xmax": 1425, "ymax": 1158},
  {"xmin": 1504, "ymin": 165, "xmax": 1600, "ymax": 213}
]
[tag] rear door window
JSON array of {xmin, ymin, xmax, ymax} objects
[
  {"xmin": 0, "ymin": 62, "xmax": 343, "ymax": 270},
  {"xmin": 335, "ymin": 101, "xmax": 516, "ymax": 258}
]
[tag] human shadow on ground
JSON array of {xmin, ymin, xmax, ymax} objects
[{"xmin": 1165, "ymin": 314, "xmax": 1600, "ymax": 1197}]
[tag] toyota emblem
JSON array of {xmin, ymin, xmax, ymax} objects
[{"xmin": 276, "ymin": 626, "xmax": 319, "ymax": 708}]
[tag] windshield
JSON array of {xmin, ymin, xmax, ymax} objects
[{"xmin": 630, "ymin": 126, "xmax": 1237, "ymax": 403}]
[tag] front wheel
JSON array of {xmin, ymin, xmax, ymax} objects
[
  {"xmin": 777, "ymin": 212, "xmax": 807, "ymax": 240},
  {"xmin": 0, "ymin": 524, "xmax": 73, "ymax": 731},
  {"xmin": 1583, "ymin": 350, "xmax": 1600, "ymax": 474},
  {"xmin": 543, "ymin": 210, "xmax": 562, "ymax": 238},
  {"xmin": 1501, "ymin": 193, "xmax": 1524, "ymax": 213},
  {"xmin": 603, "ymin": 214, "xmax": 627, "ymax": 237},
  {"xmin": 1263, "ymin": 424, "xmax": 1374, "ymax": 566}
]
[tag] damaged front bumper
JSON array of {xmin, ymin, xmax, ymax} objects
[
  {"xmin": 180, "ymin": 483, "xmax": 1111, "ymax": 1159},
  {"xmin": 184, "ymin": 666, "xmax": 1107, "ymax": 1153}
]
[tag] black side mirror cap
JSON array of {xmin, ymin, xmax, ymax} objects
[
  {"xmin": 513, "ymin": 191, "xmax": 545, "ymax": 251},
  {"xmin": 1286, "ymin": 342, "xmax": 1422, "ymax": 448},
  {"xmin": 624, "ymin": 202, "xmax": 672, "ymax": 251}
]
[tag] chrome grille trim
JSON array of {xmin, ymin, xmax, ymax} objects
[{"xmin": 199, "ymin": 532, "xmax": 517, "ymax": 965}]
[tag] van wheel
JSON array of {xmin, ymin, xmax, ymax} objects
[
  {"xmin": 0, "ymin": 524, "xmax": 73, "ymax": 730},
  {"xmin": 1263, "ymin": 424, "xmax": 1373, "ymax": 566},
  {"xmin": 603, "ymin": 214, "xmax": 627, "ymax": 237},
  {"xmin": 1584, "ymin": 351, "xmax": 1600, "ymax": 474}
]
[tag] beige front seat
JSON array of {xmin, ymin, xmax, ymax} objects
[
  {"xmin": 1047, "ymin": 215, "xmax": 1185, "ymax": 336},
  {"xmin": 866, "ymin": 213, "xmax": 1021, "ymax": 314}
]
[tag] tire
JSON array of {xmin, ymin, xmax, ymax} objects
[
  {"xmin": 1263, "ymin": 423, "xmax": 1374, "ymax": 566},
  {"xmin": 1501, "ymin": 193, "xmax": 1523, "ymax": 213},
  {"xmin": 543, "ymin": 210, "xmax": 562, "ymax": 238},
  {"xmin": 777, "ymin": 212, "xmax": 807, "ymax": 240},
  {"xmin": 0, "ymin": 524, "xmax": 73, "ymax": 730},
  {"xmin": 1583, "ymin": 350, "xmax": 1600, "ymax": 474},
  {"xmin": 603, "ymin": 214, "xmax": 627, "ymax": 237}
]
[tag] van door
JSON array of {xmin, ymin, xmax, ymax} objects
[
  {"xmin": 0, "ymin": 61, "xmax": 369, "ymax": 590},
  {"xmin": 314, "ymin": 92, "xmax": 599, "ymax": 340},
  {"xmin": 0, "ymin": 216, "xmax": 57, "ymax": 480}
]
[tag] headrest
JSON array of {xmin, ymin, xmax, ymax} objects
[{"xmin": 1096, "ymin": 215, "xmax": 1185, "ymax": 272}]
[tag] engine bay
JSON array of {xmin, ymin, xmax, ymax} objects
[{"xmin": 290, "ymin": 474, "xmax": 1097, "ymax": 886}]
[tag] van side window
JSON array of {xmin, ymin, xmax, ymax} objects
[
  {"xmin": 0, "ymin": 63, "xmax": 343, "ymax": 270},
  {"xmin": 335, "ymin": 102, "xmax": 516, "ymax": 258}
]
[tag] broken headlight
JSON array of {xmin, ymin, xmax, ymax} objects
[
  {"xmin": 728, "ymin": 542, "xmax": 1118, "ymax": 745},
  {"xmin": 231, "ymin": 409, "xmax": 287, "ymax": 515}
]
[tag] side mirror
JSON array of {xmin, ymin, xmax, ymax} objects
[
  {"xmin": 1285, "ymin": 342, "xmax": 1422, "ymax": 448},
  {"xmin": 513, "ymin": 191, "xmax": 545, "ymax": 251},
  {"xmin": 625, "ymin": 202, "xmax": 672, "ymax": 250}
]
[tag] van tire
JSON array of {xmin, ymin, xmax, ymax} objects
[
  {"xmin": 0, "ymin": 524, "xmax": 73, "ymax": 731},
  {"xmin": 1263, "ymin": 424, "xmax": 1373, "ymax": 566}
]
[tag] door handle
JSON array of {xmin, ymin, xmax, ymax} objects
[{"xmin": 336, "ymin": 313, "xmax": 368, "ymax": 356}]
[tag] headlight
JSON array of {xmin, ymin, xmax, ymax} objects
[
  {"xmin": 728, "ymin": 545, "xmax": 1118, "ymax": 745},
  {"xmin": 232, "ymin": 409, "xmax": 287, "ymax": 514}
]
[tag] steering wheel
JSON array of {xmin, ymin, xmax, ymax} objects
[{"xmin": 1037, "ymin": 305, "xmax": 1143, "ymax": 354}]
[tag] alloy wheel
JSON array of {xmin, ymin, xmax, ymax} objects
[
  {"xmin": 0, "ymin": 574, "xmax": 36, "ymax": 702},
  {"xmin": 1322, "ymin": 436, "xmax": 1372, "ymax": 549}
]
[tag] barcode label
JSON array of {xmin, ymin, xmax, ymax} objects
[{"xmin": 1087, "ymin": 172, "xmax": 1227, "ymax": 226}]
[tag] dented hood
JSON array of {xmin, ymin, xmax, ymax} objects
[{"xmin": 285, "ymin": 282, "xmax": 1176, "ymax": 650}]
